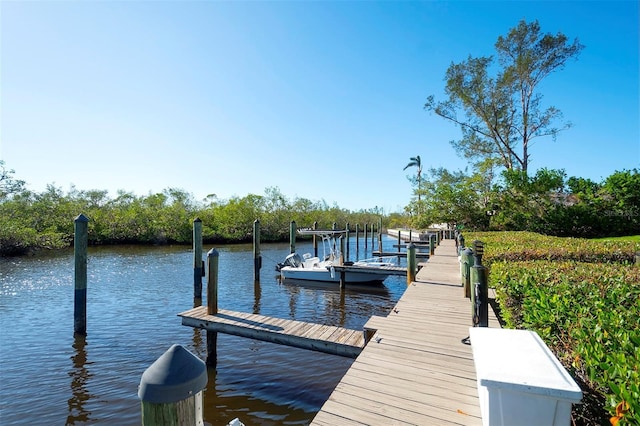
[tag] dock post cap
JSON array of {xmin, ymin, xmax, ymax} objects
[
  {"xmin": 74, "ymin": 213, "xmax": 89, "ymax": 222},
  {"xmin": 138, "ymin": 344, "xmax": 207, "ymax": 403}
]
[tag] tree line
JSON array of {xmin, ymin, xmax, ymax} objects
[
  {"xmin": 0, "ymin": 161, "xmax": 401, "ymax": 256},
  {"xmin": 402, "ymin": 19, "xmax": 638, "ymax": 238},
  {"xmin": 404, "ymin": 166, "xmax": 639, "ymax": 237}
]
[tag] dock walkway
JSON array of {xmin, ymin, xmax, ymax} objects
[
  {"xmin": 179, "ymin": 307, "xmax": 365, "ymax": 358},
  {"xmin": 310, "ymin": 239, "xmax": 500, "ymax": 425}
]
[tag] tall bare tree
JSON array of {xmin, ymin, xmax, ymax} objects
[{"xmin": 425, "ymin": 20, "xmax": 584, "ymax": 172}]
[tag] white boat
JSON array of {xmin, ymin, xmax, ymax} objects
[{"xmin": 276, "ymin": 229, "xmax": 397, "ymax": 284}]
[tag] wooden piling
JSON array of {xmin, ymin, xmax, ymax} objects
[
  {"xmin": 364, "ymin": 223, "xmax": 368, "ymax": 249},
  {"xmin": 345, "ymin": 223, "xmax": 350, "ymax": 262},
  {"xmin": 289, "ymin": 220, "xmax": 296, "ymax": 254},
  {"xmin": 139, "ymin": 344, "xmax": 208, "ymax": 425},
  {"xmin": 253, "ymin": 220, "xmax": 261, "ymax": 282},
  {"xmin": 74, "ymin": 214, "xmax": 89, "ymax": 336},
  {"xmin": 397, "ymin": 230, "xmax": 401, "ymax": 253},
  {"xmin": 192, "ymin": 218, "xmax": 203, "ymax": 299},
  {"xmin": 206, "ymin": 249, "xmax": 219, "ymax": 315},
  {"xmin": 407, "ymin": 243, "xmax": 416, "ymax": 285},
  {"xmin": 371, "ymin": 223, "xmax": 375, "ymax": 248},
  {"xmin": 313, "ymin": 221, "xmax": 318, "ymax": 257},
  {"xmin": 206, "ymin": 248, "xmax": 219, "ymax": 366},
  {"xmin": 355, "ymin": 224, "xmax": 360, "ymax": 253}
]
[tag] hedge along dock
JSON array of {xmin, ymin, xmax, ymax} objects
[{"xmin": 310, "ymin": 239, "xmax": 501, "ymax": 426}]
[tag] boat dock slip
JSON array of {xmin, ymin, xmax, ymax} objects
[
  {"xmin": 178, "ymin": 308, "xmax": 365, "ymax": 358},
  {"xmin": 372, "ymin": 251, "xmax": 430, "ymax": 258},
  {"xmin": 311, "ymin": 239, "xmax": 500, "ymax": 425},
  {"xmin": 330, "ymin": 264, "xmax": 407, "ymax": 276}
]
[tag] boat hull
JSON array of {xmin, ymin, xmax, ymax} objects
[{"xmin": 279, "ymin": 266, "xmax": 388, "ymax": 284}]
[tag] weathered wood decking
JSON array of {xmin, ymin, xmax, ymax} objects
[
  {"xmin": 179, "ymin": 307, "xmax": 365, "ymax": 358},
  {"xmin": 179, "ymin": 237, "xmax": 500, "ymax": 424},
  {"xmin": 310, "ymin": 239, "xmax": 500, "ymax": 425}
]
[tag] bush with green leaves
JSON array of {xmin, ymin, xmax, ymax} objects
[{"xmin": 467, "ymin": 231, "xmax": 639, "ymax": 425}]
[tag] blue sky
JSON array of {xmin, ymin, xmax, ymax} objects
[{"xmin": 1, "ymin": 1, "xmax": 638, "ymax": 213}]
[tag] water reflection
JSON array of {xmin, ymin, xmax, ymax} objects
[
  {"xmin": 252, "ymin": 280, "xmax": 261, "ymax": 314},
  {"xmin": 2, "ymin": 236, "xmax": 407, "ymax": 425},
  {"xmin": 66, "ymin": 335, "xmax": 93, "ymax": 425}
]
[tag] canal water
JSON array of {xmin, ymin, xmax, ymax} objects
[{"xmin": 0, "ymin": 235, "xmax": 412, "ymax": 425}]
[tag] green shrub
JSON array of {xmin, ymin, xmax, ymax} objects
[{"xmin": 476, "ymin": 232, "xmax": 640, "ymax": 425}]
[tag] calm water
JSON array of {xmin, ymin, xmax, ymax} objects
[{"xmin": 0, "ymin": 236, "xmax": 410, "ymax": 425}]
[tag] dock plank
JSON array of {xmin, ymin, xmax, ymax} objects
[
  {"xmin": 178, "ymin": 307, "xmax": 365, "ymax": 358},
  {"xmin": 310, "ymin": 239, "xmax": 500, "ymax": 425}
]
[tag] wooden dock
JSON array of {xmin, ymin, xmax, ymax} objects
[
  {"xmin": 178, "ymin": 307, "xmax": 365, "ymax": 358},
  {"xmin": 331, "ymin": 263, "xmax": 408, "ymax": 276},
  {"xmin": 178, "ymin": 236, "xmax": 500, "ymax": 425},
  {"xmin": 310, "ymin": 239, "xmax": 501, "ymax": 425},
  {"xmin": 372, "ymin": 251, "xmax": 430, "ymax": 258}
]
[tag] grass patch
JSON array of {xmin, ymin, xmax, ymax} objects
[{"xmin": 592, "ymin": 235, "xmax": 640, "ymax": 243}]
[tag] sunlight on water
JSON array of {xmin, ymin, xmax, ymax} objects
[{"xmin": 0, "ymin": 237, "xmax": 410, "ymax": 425}]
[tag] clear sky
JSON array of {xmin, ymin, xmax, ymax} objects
[{"xmin": 1, "ymin": 1, "xmax": 638, "ymax": 213}]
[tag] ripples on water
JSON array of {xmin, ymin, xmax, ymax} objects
[{"xmin": 0, "ymin": 237, "xmax": 411, "ymax": 425}]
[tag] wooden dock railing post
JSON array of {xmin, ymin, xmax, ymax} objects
[
  {"xmin": 407, "ymin": 243, "xmax": 416, "ymax": 285},
  {"xmin": 429, "ymin": 234, "xmax": 436, "ymax": 255},
  {"xmin": 470, "ymin": 240, "xmax": 488, "ymax": 327},
  {"xmin": 461, "ymin": 247, "xmax": 474, "ymax": 298},
  {"xmin": 193, "ymin": 218, "xmax": 203, "ymax": 300},
  {"xmin": 253, "ymin": 220, "xmax": 261, "ymax": 282},
  {"xmin": 457, "ymin": 233, "xmax": 465, "ymax": 256},
  {"xmin": 289, "ymin": 220, "xmax": 296, "ymax": 254},
  {"xmin": 138, "ymin": 344, "xmax": 208, "ymax": 425},
  {"xmin": 206, "ymin": 248, "xmax": 219, "ymax": 366},
  {"xmin": 74, "ymin": 214, "xmax": 89, "ymax": 336}
]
